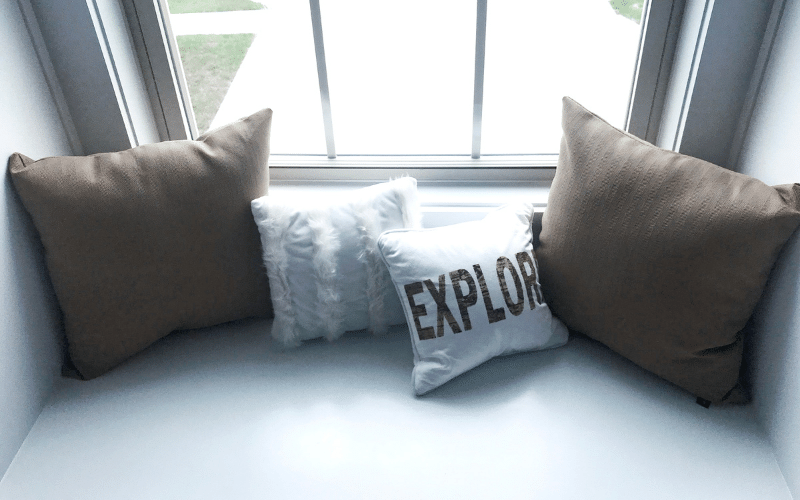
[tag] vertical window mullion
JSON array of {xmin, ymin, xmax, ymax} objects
[
  {"xmin": 309, "ymin": 0, "xmax": 336, "ymax": 158},
  {"xmin": 472, "ymin": 0, "xmax": 488, "ymax": 159}
]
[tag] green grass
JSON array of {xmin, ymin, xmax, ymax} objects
[
  {"xmin": 167, "ymin": 0, "xmax": 264, "ymax": 14},
  {"xmin": 176, "ymin": 34, "xmax": 255, "ymax": 132}
]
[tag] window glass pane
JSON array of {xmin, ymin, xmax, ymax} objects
[
  {"xmin": 481, "ymin": 0, "xmax": 643, "ymax": 154},
  {"xmin": 320, "ymin": 0, "xmax": 476, "ymax": 155},
  {"xmin": 169, "ymin": 0, "xmax": 326, "ymax": 153}
]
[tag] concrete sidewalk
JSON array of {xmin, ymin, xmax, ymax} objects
[
  {"xmin": 169, "ymin": 10, "xmax": 277, "ymax": 135},
  {"xmin": 170, "ymin": 7, "xmax": 325, "ymax": 152}
]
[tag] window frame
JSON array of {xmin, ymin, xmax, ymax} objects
[
  {"xmin": 127, "ymin": 0, "xmax": 679, "ymax": 183},
  {"xmin": 26, "ymin": 0, "xmax": 777, "ymax": 182}
]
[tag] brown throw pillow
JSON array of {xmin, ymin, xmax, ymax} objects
[
  {"xmin": 8, "ymin": 109, "xmax": 273, "ymax": 379},
  {"xmin": 537, "ymin": 97, "xmax": 800, "ymax": 403}
]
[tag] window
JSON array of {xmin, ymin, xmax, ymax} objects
[
  {"xmin": 36, "ymin": 0, "xmax": 717, "ymax": 183},
  {"xmin": 166, "ymin": 0, "xmax": 647, "ymax": 168},
  {"xmin": 22, "ymin": 0, "xmax": 774, "ymax": 185}
]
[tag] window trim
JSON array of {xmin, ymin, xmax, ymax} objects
[
  {"xmin": 471, "ymin": 0, "xmax": 488, "ymax": 159},
  {"xmin": 121, "ymin": 0, "xmax": 676, "ymax": 183},
  {"xmin": 125, "ymin": 0, "xmax": 196, "ymax": 141},
  {"xmin": 269, "ymin": 154, "xmax": 558, "ymax": 183},
  {"xmin": 35, "ymin": 0, "xmax": 775, "ymax": 181},
  {"xmin": 308, "ymin": 0, "xmax": 336, "ymax": 158},
  {"xmin": 654, "ymin": 0, "xmax": 775, "ymax": 168},
  {"xmin": 625, "ymin": 0, "xmax": 686, "ymax": 144}
]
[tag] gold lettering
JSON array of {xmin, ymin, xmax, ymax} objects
[
  {"xmin": 404, "ymin": 281, "xmax": 435, "ymax": 340},
  {"xmin": 496, "ymin": 256, "xmax": 525, "ymax": 316},
  {"xmin": 516, "ymin": 251, "xmax": 543, "ymax": 308},
  {"xmin": 473, "ymin": 264, "xmax": 505, "ymax": 324},
  {"xmin": 449, "ymin": 269, "xmax": 477, "ymax": 331},
  {"xmin": 424, "ymin": 275, "xmax": 462, "ymax": 336}
]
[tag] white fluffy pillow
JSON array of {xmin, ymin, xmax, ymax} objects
[
  {"xmin": 251, "ymin": 177, "xmax": 421, "ymax": 345},
  {"xmin": 377, "ymin": 203, "xmax": 568, "ymax": 395}
]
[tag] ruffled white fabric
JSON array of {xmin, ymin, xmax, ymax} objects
[{"xmin": 251, "ymin": 177, "xmax": 420, "ymax": 345}]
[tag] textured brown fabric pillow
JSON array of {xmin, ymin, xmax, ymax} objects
[
  {"xmin": 537, "ymin": 97, "xmax": 800, "ymax": 403},
  {"xmin": 8, "ymin": 109, "xmax": 273, "ymax": 379}
]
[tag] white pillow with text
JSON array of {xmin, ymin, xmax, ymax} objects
[{"xmin": 377, "ymin": 203, "xmax": 568, "ymax": 395}]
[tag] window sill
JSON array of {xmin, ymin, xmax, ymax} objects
[
  {"xmin": 268, "ymin": 155, "xmax": 558, "ymax": 183},
  {"xmin": 269, "ymin": 178, "xmax": 551, "ymax": 228}
]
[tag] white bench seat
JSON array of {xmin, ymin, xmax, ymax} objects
[{"xmin": 0, "ymin": 318, "xmax": 790, "ymax": 499}]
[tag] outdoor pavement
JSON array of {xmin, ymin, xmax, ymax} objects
[
  {"xmin": 169, "ymin": 10, "xmax": 270, "ymax": 36},
  {"xmin": 169, "ymin": 10, "xmax": 271, "ymax": 131},
  {"xmin": 169, "ymin": 7, "xmax": 326, "ymax": 152}
]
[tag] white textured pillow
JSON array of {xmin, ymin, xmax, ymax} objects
[
  {"xmin": 251, "ymin": 177, "xmax": 421, "ymax": 345},
  {"xmin": 377, "ymin": 203, "xmax": 569, "ymax": 395}
]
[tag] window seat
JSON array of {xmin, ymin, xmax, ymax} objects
[{"xmin": 0, "ymin": 317, "xmax": 791, "ymax": 499}]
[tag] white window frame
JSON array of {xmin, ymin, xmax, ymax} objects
[
  {"xmin": 21, "ymin": 0, "xmax": 779, "ymax": 181},
  {"xmin": 127, "ymin": 0, "xmax": 682, "ymax": 184}
]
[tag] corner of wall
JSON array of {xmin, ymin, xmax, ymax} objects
[
  {"xmin": 735, "ymin": 0, "xmax": 800, "ymax": 496},
  {"xmin": 0, "ymin": 0, "xmax": 72, "ymax": 482}
]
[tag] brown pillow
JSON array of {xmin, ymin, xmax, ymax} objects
[
  {"xmin": 537, "ymin": 97, "xmax": 800, "ymax": 404},
  {"xmin": 8, "ymin": 108, "xmax": 273, "ymax": 379}
]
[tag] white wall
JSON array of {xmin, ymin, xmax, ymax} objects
[
  {"xmin": 735, "ymin": 0, "xmax": 800, "ymax": 497},
  {"xmin": 0, "ymin": 0, "xmax": 73, "ymax": 481}
]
